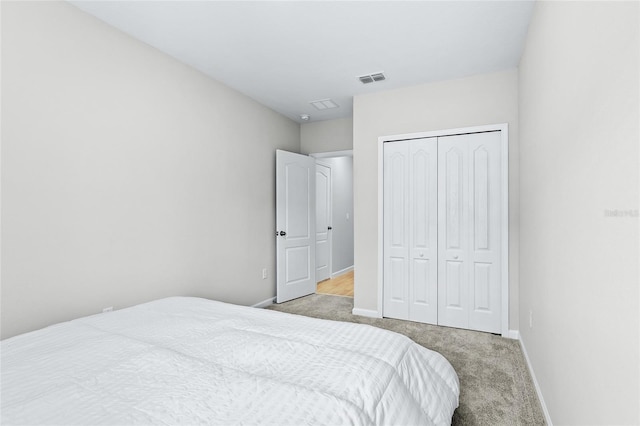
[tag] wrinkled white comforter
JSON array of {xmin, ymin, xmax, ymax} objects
[{"xmin": 1, "ymin": 297, "xmax": 459, "ymax": 425}]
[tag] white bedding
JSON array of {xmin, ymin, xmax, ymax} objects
[{"xmin": 1, "ymin": 297, "xmax": 459, "ymax": 425}]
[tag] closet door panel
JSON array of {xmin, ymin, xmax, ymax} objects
[
  {"xmin": 389, "ymin": 257, "xmax": 407, "ymax": 301},
  {"xmin": 408, "ymin": 138, "xmax": 438, "ymax": 324},
  {"xmin": 383, "ymin": 143, "xmax": 409, "ymax": 320},
  {"xmin": 437, "ymin": 137, "xmax": 469, "ymax": 329},
  {"xmin": 445, "ymin": 260, "xmax": 464, "ymax": 308},
  {"xmin": 473, "ymin": 262, "xmax": 491, "ymax": 310},
  {"xmin": 473, "ymin": 147, "xmax": 490, "ymax": 251},
  {"xmin": 444, "ymin": 148, "xmax": 464, "ymax": 251},
  {"xmin": 437, "ymin": 131, "xmax": 502, "ymax": 333},
  {"xmin": 468, "ymin": 132, "xmax": 502, "ymax": 333}
]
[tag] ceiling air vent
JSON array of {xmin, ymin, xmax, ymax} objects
[
  {"xmin": 310, "ymin": 98, "xmax": 339, "ymax": 110},
  {"xmin": 358, "ymin": 72, "xmax": 386, "ymax": 84}
]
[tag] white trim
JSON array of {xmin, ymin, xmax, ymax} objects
[
  {"xmin": 507, "ymin": 329, "xmax": 520, "ymax": 340},
  {"xmin": 310, "ymin": 149, "xmax": 353, "ymax": 158},
  {"xmin": 352, "ymin": 308, "xmax": 382, "ymax": 318},
  {"xmin": 379, "ymin": 123, "xmax": 508, "ymax": 142},
  {"xmin": 251, "ymin": 297, "xmax": 276, "ymax": 309},
  {"xmin": 331, "ymin": 265, "xmax": 354, "ymax": 278},
  {"xmin": 377, "ymin": 123, "xmax": 510, "ymax": 336},
  {"xmin": 519, "ymin": 336, "xmax": 554, "ymax": 426},
  {"xmin": 377, "ymin": 134, "xmax": 385, "ymax": 317},
  {"xmin": 500, "ymin": 124, "xmax": 509, "ymax": 338}
]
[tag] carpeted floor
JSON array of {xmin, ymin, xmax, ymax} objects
[{"xmin": 267, "ymin": 294, "xmax": 545, "ymax": 426}]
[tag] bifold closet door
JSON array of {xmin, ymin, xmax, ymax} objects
[
  {"xmin": 437, "ymin": 132, "xmax": 502, "ymax": 333},
  {"xmin": 383, "ymin": 138, "xmax": 438, "ymax": 324}
]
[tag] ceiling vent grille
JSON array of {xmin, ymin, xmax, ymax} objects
[
  {"xmin": 310, "ymin": 98, "xmax": 339, "ymax": 110},
  {"xmin": 358, "ymin": 72, "xmax": 386, "ymax": 84}
]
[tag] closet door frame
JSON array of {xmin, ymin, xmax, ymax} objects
[{"xmin": 377, "ymin": 123, "xmax": 509, "ymax": 337}]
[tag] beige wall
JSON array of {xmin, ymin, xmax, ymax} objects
[
  {"xmin": 1, "ymin": 1, "xmax": 299, "ymax": 339},
  {"xmin": 518, "ymin": 1, "xmax": 639, "ymax": 424},
  {"xmin": 352, "ymin": 69, "xmax": 520, "ymax": 330},
  {"xmin": 301, "ymin": 117, "xmax": 353, "ymax": 154}
]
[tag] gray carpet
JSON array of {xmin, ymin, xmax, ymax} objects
[{"xmin": 267, "ymin": 294, "xmax": 545, "ymax": 426}]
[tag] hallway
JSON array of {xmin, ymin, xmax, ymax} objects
[{"xmin": 316, "ymin": 271, "xmax": 354, "ymax": 297}]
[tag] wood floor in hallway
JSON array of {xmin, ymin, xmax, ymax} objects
[{"xmin": 316, "ymin": 270, "xmax": 354, "ymax": 297}]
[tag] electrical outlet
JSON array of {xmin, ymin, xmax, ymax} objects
[
  {"xmin": 262, "ymin": 268, "xmax": 268, "ymax": 279},
  {"xmin": 103, "ymin": 306, "xmax": 113, "ymax": 313},
  {"xmin": 529, "ymin": 310, "xmax": 533, "ymax": 328}
]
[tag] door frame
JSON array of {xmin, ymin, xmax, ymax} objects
[{"xmin": 377, "ymin": 123, "xmax": 509, "ymax": 337}]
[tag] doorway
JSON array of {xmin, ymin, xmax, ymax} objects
[
  {"xmin": 275, "ymin": 149, "xmax": 354, "ymax": 303},
  {"xmin": 311, "ymin": 150, "xmax": 354, "ymax": 296}
]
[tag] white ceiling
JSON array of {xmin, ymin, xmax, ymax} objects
[{"xmin": 70, "ymin": 1, "xmax": 535, "ymax": 123}]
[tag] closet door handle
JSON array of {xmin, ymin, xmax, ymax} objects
[{"xmin": 327, "ymin": 226, "xmax": 332, "ymax": 230}]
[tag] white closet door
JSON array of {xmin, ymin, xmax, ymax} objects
[
  {"xmin": 437, "ymin": 132, "xmax": 502, "ymax": 333},
  {"xmin": 384, "ymin": 138, "xmax": 437, "ymax": 323},
  {"xmin": 437, "ymin": 137, "xmax": 469, "ymax": 329},
  {"xmin": 467, "ymin": 132, "xmax": 502, "ymax": 333},
  {"xmin": 383, "ymin": 142, "xmax": 410, "ymax": 320},
  {"xmin": 408, "ymin": 138, "xmax": 438, "ymax": 324}
]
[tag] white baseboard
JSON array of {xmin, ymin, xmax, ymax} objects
[
  {"xmin": 519, "ymin": 336, "xmax": 553, "ymax": 426},
  {"xmin": 352, "ymin": 308, "xmax": 381, "ymax": 318},
  {"xmin": 331, "ymin": 265, "xmax": 354, "ymax": 278},
  {"xmin": 507, "ymin": 329, "xmax": 520, "ymax": 340},
  {"xmin": 251, "ymin": 297, "xmax": 275, "ymax": 309}
]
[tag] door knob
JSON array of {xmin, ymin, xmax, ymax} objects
[
  {"xmin": 328, "ymin": 226, "xmax": 332, "ymax": 230},
  {"xmin": 278, "ymin": 231, "xmax": 286, "ymax": 236}
]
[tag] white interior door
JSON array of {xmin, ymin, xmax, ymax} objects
[
  {"xmin": 315, "ymin": 162, "xmax": 332, "ymax": 282},
  {"xmin": 383, "ymin": 138, "xmax": 438, "ymax": 324},
  {"xmin": 437, "ymin": 132, "xmax": 502, "ymax": 333},
  {"xmin": 276, "ymin": 150, "xmax": 316, "ymax": 303}
]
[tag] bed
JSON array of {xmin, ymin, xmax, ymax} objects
[{"xmin": 1, "ymin": 297, "xmax": 459, "ymax": 425}]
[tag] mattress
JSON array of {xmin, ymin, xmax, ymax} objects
[{"xmin": 1, "ymin": 297, "xmax": 459, "ymax": 425}]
